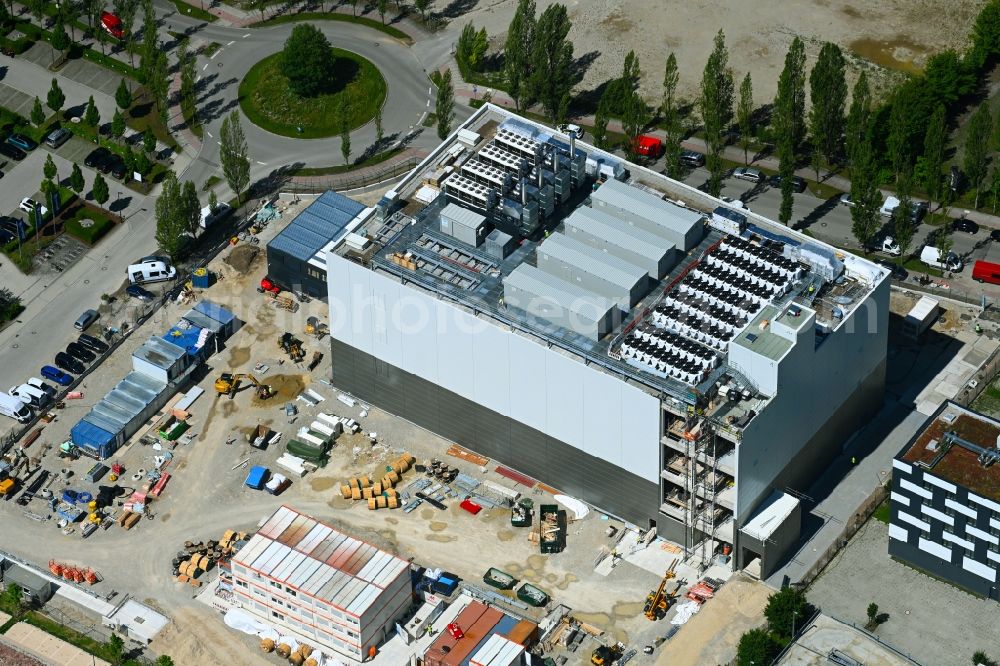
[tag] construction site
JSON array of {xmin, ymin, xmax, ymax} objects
[{"xmin": 0, "ymin": 191, "xmax": 774, "ymax": 666}]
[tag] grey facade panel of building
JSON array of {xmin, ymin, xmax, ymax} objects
[
  {"xmin": 330, "ymin": 337, "xmax": 660, "ymax": 526},
  {"xmin": 266, "ymin": 243, "xmax": 328, "ymax": 300},
  {"xmin": 589, "ymin": 179, "xmax": 705, "ymax": 251},
  {"xmin": 535, "ymin": 233, "xmax": 648, "ymax": 309},
  {"xmin": 563, "ymin": 207, "xmax": 675, "ymax": 279},
  {"xmin": 503, "ymin": 264, "xmax": 616, "ymax": 340}
]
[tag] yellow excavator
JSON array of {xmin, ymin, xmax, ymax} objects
[
  {"xmin": 644, "ymin": 560, "xmax": 678, "ymax": 621},
  {"xmin": 215, "ymin": 373, "xmax": 273, "ymax": 400},
  {"xmin": 591, "ymin": 642, "xmax": 624, "ymax": 665}
]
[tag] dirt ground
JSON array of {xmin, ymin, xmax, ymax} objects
[
  {"xmin": 654, "ymin": 575, "xmax": 771, "ymax": 666},
  {"xmin": 455, "ymin": 0, "xmax": 985, "ymax": 106}
]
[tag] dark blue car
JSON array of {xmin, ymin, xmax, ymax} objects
[{"xmin": 40, "ymin": 365, "xmax": 73, "ymax": 386}]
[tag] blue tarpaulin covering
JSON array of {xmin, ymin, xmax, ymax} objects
[
  {"xmin": 162, "ymin": 324, "xmax": 209, "ymax": 358},
  {"xmin": 194, "ymin": 300, "xmax": 236, "ymax": 328},
  {"xmin": 245, "ymin": 466, "xmax": 268, "ymax": 489},
  {"xmin": 71, "ymin": 419, "xmax": 115, "ymax": 458}
]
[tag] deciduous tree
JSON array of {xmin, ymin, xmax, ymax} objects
[
  {"xmin": 764, "ymin": 587, "xmax": 812, "ymax": 639},
  {"xmin": 111, "ymin": 109, "xmax": 125, "ymax": 141},
  {"xmin": 436, "ymin": 69, "xmax": 455, "ymax": 140},
  {"xmin": 43, "ymin": 154, "xmax": 57, "ymax": 183},
  {"xmin": 69, "ymin": 163, "xmax": 85, "ymax": 194},
  {"xmin": 965, "ymin": 102, "xmax": 993, "ymax": 208},
  {"xmin": 920, "ymin": 104, "xmax": 947, "ymax": 203},
  {"xmin": 736, "ymin": 628, "xmax": 780, "ymax": 666},
  {"xmin": 699, "ymin": 29, "xmax": 734, "ymax": 196},
  {"xmin": 154, "ymin": 174, "xmax": 186, "ymax": 260},
  {"xmin": 845, "ymin": 71, "xmax": 871, "ymax": 171},
  {"xmin": 46, "ymin": 78, "xmax": 65, "ymax": 115},
  {"xmin": 504, "ymin": 0, "xmax": 536, "ymax": 110},
  {"xmin": 850, "ymin": 140, "xmax": 882, "ymax": 252},
  {"xmin": 219, "ymin": 110, "xmax": 250, "ymax": 205},
  {"xmin": 92, "ymin": 173, "xmax": 110, "ymax": 205},
  {"xmin": 893, "ymin": 173, "xmax": 917, "ymax": 263},
  {"xmin": 661, "ymin": 51, "xmax": 679, "ymax": 122},
  {"xmin": 808, "ymin": 42, "xmax": 847, "ymax": 163},
  {"xmin": 414, "ymin": 0, "xmax": 430, "ymax": 20},
  {"xmin": 281, "ymin": 24, "xmax": 335, "ymax": 97},
  {"xmin": 592, "ymin": 92, "xmax": 609, "ymax": 149},
  {"xmin": 84, "ymin": 96, "xmax": 100, "ymax": 128},
  {"xmin": 774, "ymin": 36, "xmax": 806, "ymax": 152},
  {"xmin": 377, "ymin": 0, "xmax": 387, "ymax": 25},
  {"xmin": 115, "ymin": 78, "xmax": 132, "ymax": 110},
  {"xmin": 528, "ymin": 3, "xmax": 574, "ymax": 122},
  {"xmin": 30, "ymin": 97, "xmax": 45, "ymax": 126},
  {"xmin": 736, "ymin": 72, "xmax": 753, "ymax": 165}
]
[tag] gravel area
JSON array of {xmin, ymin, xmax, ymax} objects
[{"xmin": 0, "ymin": 639, "xmax": 47, "ymax": 666}]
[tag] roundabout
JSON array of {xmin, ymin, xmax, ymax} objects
[{"xmin": 238, "ymin": 47, "xmax": 387, "ymax": 139}]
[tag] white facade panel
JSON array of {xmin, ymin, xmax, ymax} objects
[
  {"xmin": 896, "ymin": 510, "xmax": 930, "ymax": 532},
  {"xmin": 892, "ymin": 459, "xmax": 912, "ymax": 474},
  {"xmin": 900, "ymin": 479, "xmax": 932, "ymax": 500},
  {"xmin": 890, "ymin": 491, "xmax": 910, "ymax": 507},
  {"xmin": 962, "ymin": 556, "xmax": 997, "ymax": 582},
  {"xmin": 924, "ymin": 474, "xmax": 957, "ymax": 493},
  {"xmin": 888, "ymin": 523, "xmax": 908, "ymax": 541},
  {"xmin": 965, "ymin": 525, "xmax": 999, "ymax": 545},
  {"xmin": 945, "ymin": 498, "xmax": 978, "ymax": 520},
  {"xmin": 988, "ymin": 550, "xmax": 1000, "ymax": 564},
  {"xmin": 941, "ymin": 531, "xmax": 973, "ymax": 550},
  {"xmin": 992, "ymin": 518, "xmax": 1000, "ymax": 531},
  {"xmin": 970, "ymin": 493, "xmax": 1000, "ymax": 514},
  {"xmin": 435, "ymin": 304, "xmax": 477, "ymax": 399},
  {"xmin": 368, "ymin": 275, "xmax": 404, "ymax": 368},
  {"xmin": 918, "ymin": 537, "xmax": 952, "ymax": 562},
  {"xmin": 583, "ymin": 368, "xmax": 623, "ymax": 464},
  {"xmin": 472, "ymin": 319, "xmax": 511, "ymax": 415},
  {"xmin": 545, "ymin": 351, "xmax": 584, "ymax": 447},
  {"xmin": 507, "ymin": 333, "xmax": 548, "ymax": 432},
  {"xmin": 398, "ymin": 289, "xmax": 440, "ymax": 384},
  {"xmin": 920, "ymin": 504, "xmax": 954, "ymax": 526},
  {"xmin": 620, "ymin": 388, "xmax": 660, "ymax": 482}
]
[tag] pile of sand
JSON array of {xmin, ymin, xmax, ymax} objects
[{"xmin": 224, "ymin": 245, "xmax": 260, "ymax": 273}]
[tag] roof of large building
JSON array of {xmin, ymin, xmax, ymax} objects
[
  {"xmin": 232, "ymin": 505, "xmax": 409, "ymax": 617},
  {"xmin": 269, "ymin": 190, "xmax": 366, "ymax": 262},
  {"xmin": 899, "ymin": 401, "xmax": 1000, "ymax": 501}
]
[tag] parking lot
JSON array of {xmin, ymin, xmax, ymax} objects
[{"xmin": 808, "ymin": 519, "xmax": 1000, "ymax": 666}]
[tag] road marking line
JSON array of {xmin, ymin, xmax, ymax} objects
[
  {"xmin": 202, "ymin": 63, "xmax": 208, "ymax": 70},
  {"xmin": 417, "ymin": 113, "xmax": 426, "ymax": 125},
  {"xmin": 227, "ymin": 40, "xmax": 235, "ymax": 46},
  {"xmin": 426, "ymin": 99, "xmax": 430, "ymax": 107},
  {"xmin": 256, "ymin": 161, "xmax": 266, "ymax": 165},
  {"xmin": 427, "ymin": 86, "xmax": 431, "ymax": 95},
  {"xmin": 242, "ymin": 33, "xmax": 251, "ymax": 38},
  {"xmin": 210, "ymin": 50, "xmax": 221, "ymax": 59},
  {"xmin": 206, "ymin": 131, "xmax": 213, "ymax": 138}
]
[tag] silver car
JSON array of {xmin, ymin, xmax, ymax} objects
[
  {"xmin": 732, "ymin": 167, "xmax": 763, "ymax": 183},
  {"xmin": 44, "ymin": 128, "xmax": 71, "ymax": 149}
]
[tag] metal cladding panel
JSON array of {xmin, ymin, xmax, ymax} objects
[
  {"xmin": 368, "ymin": 272, "xmax": 405, "ymax": 368},
  {"xmin": 372, "ymin": 558, "xmax": 407, "ymax": 588},
  {"xmin": 182, "ymin": 309, "xmax": 223, "ymax": 334},
  {"xmin": 90, "ymin": 401, "xmax": 131, "ymax": 429},
  {"xmin": 340, "ymin": 542, "xmax": 374, "ymax": 575},
  {"xmin": 347, "ymin": 585, "xmax": 380, "ymax": 615},
  {"xmin": 193, "ymin": 299, "xmax": 237, "ymax": 327},
  {"xmin": 503, "ymin": 265, "xmax": 612, "ymax": 338},
  {"xmin": 330, "ymin": 576, "xmax": 365, "ymax": 608},
  {"xmin": 276, "ymin": 515, "xmax": 309, "ymax": 545},
  {"xmin": 235, "ymin": 535, "xmax": 270, "ymax": 567},
  {"xmin": 254, "ymin": 541, "xmax": 286, "ymax": 574},
  {"xmin": 289, "ymin": 558, "xmax": 323, "ymax": 588},
  {"xmin": 328, "ymin": 539, "xmax": 363, "ymax": 570},
  {"xmin": 538, "ymin": 233, "xmax": 646, "ymax": 292},
  {"xmin": 305, "ymin": 567, "xmax": 337, "ymax": 597},
  {"xmin": 357, "ymin": 551, "xmax": 391, "ymax": 584},
  {"xmin": 102, "ymin": 390, "xmax": 145, "ymax": 416},
  {"xmin": 565, "ymin": 207, "xmax": 673, "ymax": 279},
  {"xmin": 435, "ymin": 297, "xmax": 476, "ymax": 400},
  {"xmin": 298, "ymin": 523, "xmax": 332, "ymax": 554},
  {"xmin": 312, "ymin": 532, "xmax": 346, "ymax": 564},
  {"xmin": 261, "ymin": 506, "xmax": 298, "ymax": 538},
  {"xmin": 473, "ymin": 319, "xmax": 511, "ymax": 416},
  {"xmin": 507, "ymin": 333, "xmax": 548, "ymax": 433},
  {"xmin": 273, "ymin": 550, "xmax": 307, "ymax": 582},
  {"xmin": 583, "ymin": 368, "xmax": 623, "ymax": 463},
  {"xmin": 71, "ymin": 419, "xmax": 115, "ymax": 451},
  {"xmin": 544, "ymin": 351, "xmax": 584, "ymax": 448},
  {"xmin": 129, "ymin": 357, "xmax": 168, "ymax": 383},
  {"xmin": 267, "ymin": 190, "xmax": 365, "ymax": 262},
  {"xmin": 590, "ymin": 179, "xmax": 704, "ymax": 250},
  {"xmin": 619, "ymin": 386, "xmax": 660, "ymax": 482}
]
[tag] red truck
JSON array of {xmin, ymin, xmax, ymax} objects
[
  {"xmin": 101, "ymin": 12, "xmax": 125, "ymax": 40},
  {"xmin": 632, "ymin": 135, "xmax": 664, "ymax": 159}
]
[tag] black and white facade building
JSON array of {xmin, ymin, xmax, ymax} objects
[{"xmin": 890, "ymin": 401, "xmax": 1000, "ymax": 601}]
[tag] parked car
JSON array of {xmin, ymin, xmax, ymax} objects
[
  {"xmin": 106, "ymin": 154, "xmax": 126, "ymax": 179},
  {"xmin": 973, "ymin": 259, "xmax": 1000, "ymax": 285},
  {"xmin": 920, "ymin": 245, "xmax": 963, "ymax": 272},
  {"xmin": 838, "ymin": 192, "xmax": 855, "ymax": 207},
  {"xmin": 0, "ymin": 229, "xmax": 13, "ymax": 245},
  {"xmin": 6, "ymin": 133, "xmax": 36, "ymax": 151},
  {"xmin": 101, "ymin": 11, "xmax": 125, "ymax": 39},
  {"xmin": 991, "ymin": 228, "xmax": 1000, "ymax": 243},
  {"xmin": 125, "ymin": 284, "xmax": 154, "ymax": 302},
  {"xmin": 40, "ymin": 365, "xmax": 73, "ymax": 386},
  {"xmin": 768, "ymin": 174, "xmax": 806, "ymax": 193},
  {"xmin": 65, "ymin": 342, "xmax": 95, "ymax": 364},
  {"xmin": 732, "ymin": 166, "xmax": 764, "ymax": 183},
  {"xmin": 84, "ymin": 146, "xmax": 112, "ymax": 169},
  {"xmin": 880, "ymin": 236, "xmax": 901, "ymax": 256},
  {"xmin": 0, "ymin": 217, "xmax": 25, "ymax": 237},
  {"xmin": 54, "ymin": 352, "xmax": 85, "ymax": 375},
  {"xmin": 556, "ymin": 123, "xmax": 583, "ymax": 139},
  {"xmin": 77, "ymin": 333, "xmax": 109, "ymax": 354},
  {"xmin": 44, "ymin": 128, "xmax": 71, "ymax": 149},
  {"xmin": 679, "ymin": 150, "xmax": 705, "ymax": 167},
  {"xmin": 18, "ymin": 198, "xmax": 48, "ymax": 218},
  {"xmin": 0, "ymin": 143, "xmax": 27, "ymax": 161},
  {"xmin": 199, "ymin": 203, "xmax": 232, "ymax": 230},
  {"xmin": 73, "ymin": 309, "xmax": 99, "ymax": 331},
  {"xmin": 952, "ymin": 218, "xmax": 980, "ymax": 234},
  {"xmin": 26, "ymin": 377, "xmax": 56, "ymax": 397}
]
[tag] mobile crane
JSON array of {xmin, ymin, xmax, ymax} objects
[{"xmin": 644, "ymin": 560, "xmax": 678, "ymax": 621}]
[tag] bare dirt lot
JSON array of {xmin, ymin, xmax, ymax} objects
[{"xmin": 456, "ymin": 0, "xmax": 985, "ymax": 104}]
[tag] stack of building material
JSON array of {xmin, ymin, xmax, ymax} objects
[{"xmin": 339, "ymin": 454, "xmax": 415, "ymax": 509}]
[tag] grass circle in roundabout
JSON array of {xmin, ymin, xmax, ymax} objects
[{"xmin": 238, "ymin": 48, "xmax": 387, "ymax": 139}]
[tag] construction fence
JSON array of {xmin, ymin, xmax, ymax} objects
[{"xmin": 283, "ymin": 157, "xmax": 421, "ymax": 194}]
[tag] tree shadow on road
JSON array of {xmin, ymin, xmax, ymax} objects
[
  {"xmin": 434, "ymin": 0, "xmax": 479, "ymax": 20},
  {"xmin": 792, "ymin": 194, "xmax": 841, "ymax": 232},
  {"xmin": 249, "ymin": 163, "xmax": 302, "ymax": 199}
]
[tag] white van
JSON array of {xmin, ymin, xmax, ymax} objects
[
  {"xmin": 10, "ymin": 384, "xmax": 48, "ymax": 408},
  {"xmin": 127, "ymin": 260, "xmax": 177, "ymax": 285},
  {"xmin": 920, "ymin": 245, "xmax": 963, "ymax": 272},
  {"xmin": 880, "ymin": 196, "xmax": 900, "ymax": 217},
  {"xmin": 0, "ymin": 393, "xmax": 31, "ymax": 423},
  {"xmin": 881, "ymin": 237, "xmax": 901, "ymax": 256}
]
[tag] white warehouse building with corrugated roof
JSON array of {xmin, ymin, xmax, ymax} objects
[{"xmin": 230, "ymin": 505, "xmax": 412, "ymax": 660}]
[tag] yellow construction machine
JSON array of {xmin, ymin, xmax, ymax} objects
[
  {"xmin": 278, "ymin": 332, "xmax": 306, "ymax": 362},
  {"xmin": 644, "ymin": 560, "xmax": 678, "ymax": 621},
  {"xmin": 591, "ymin": 642, "xmax": 624, "ymax": 665},
  {"xmin": 215, "ymin": 373, "xmax": 273, "ymax": 400}
]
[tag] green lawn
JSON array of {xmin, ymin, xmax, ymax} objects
[
  {"xmin": 238, "ymin": 49, "xmax": 386, "ymax": 138},
  {"xmin": 202, "ymin": 175, "xmax": 222, "ymax": 192},
  {"xmin": 972, "ymin": 381, "xmax": 1000, "ymax": 416},
  {"xmin": 24, "ymin": 612, "xmax": 116, "ymax": 661},
  {"xmin": 171, "ymin": 0, "xmax": 218, "ymax": 22},
  {"xmin": 249, "ymin": 11, "xmax": 411, "ymax": 42},
  {"xmin": 872, "ymin": 500, "xmax": 891, "ymax": 524},
  {"xmin": 63, "ymin": 203, "xmax": 116, "ymax": 245}
]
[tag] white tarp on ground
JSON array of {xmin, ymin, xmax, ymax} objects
[
  {"xmin": 670, "ymin": 600, "xmax": 702, "ymax": 626},
  {"xmin": 223, "ymin": 609, "xmax": 347, "ymax": 666},
  {"xmin": 553, "ymin": 494, "xmax": 589, "ymax": 520}
]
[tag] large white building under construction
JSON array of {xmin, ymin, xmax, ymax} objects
[{"xmin": 322, "ymin": 105, "xmax": 890, "ymax": 576}]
